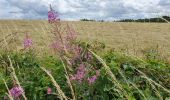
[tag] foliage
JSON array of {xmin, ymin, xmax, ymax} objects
[{"xmin": 0, "ymin": 48, "xmax": 170, "ymax": 99}]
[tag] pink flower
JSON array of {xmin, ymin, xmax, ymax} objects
[
  {"xmin": 10, "ymin": 86, "xmax": 24, "ymax": 98},
  {"xmin": 87, "ymin": 75, "xmax": 97, "ymax": 85},
  {"xmin": 48, "ymin": 5, "xmax": 60, "ymax": 23},
  {"xmin": 70, "ymin": 75, "xmax": 76, "ymax": 81},
  {"xmin": 87, "ymin": 70, "xmax": 100, "ymax": 85},
  {"xmin": 23, "ymin": 33, "xmax": 33, "ymax": 49},
  {"xmin": 70, "ymin": 63, "xmax": 86, "ymax": 83},
  {"xmin": 24, "ymin": 38, "xmax": 33, "ymax": 48},
  {"xmin": 47, "ymin": 87, "xmax": 52, "ymax": 94},
  {"xmin": 75, "ymin": 64, "xmax": 86, "ymax": 80}
]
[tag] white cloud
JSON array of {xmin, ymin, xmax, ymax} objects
[{"xmin": 0, "ymin": 0, "xmax": 169, "ymax": 20}]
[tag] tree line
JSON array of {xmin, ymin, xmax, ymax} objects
[
  {"xmin": 118, "ymin": 16, "xmax": 170, "ymax": 23},
  {"xmin": 80, "ymin": 16, "xmax": 170, "ymax": 23}
]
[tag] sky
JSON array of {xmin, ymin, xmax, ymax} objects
[{"xmin": 0, "ymin": 0, "xmax": 170, "ymax": 20}]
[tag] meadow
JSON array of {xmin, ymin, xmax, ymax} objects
[
  {"xmin": 1, "ymin": 20, "xmax": 170, "ymax": 60},
  {"xmin": 0, "ymin": 19, "xmax": 170, "ymax": 100}
]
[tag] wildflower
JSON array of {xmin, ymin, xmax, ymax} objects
[
  {"xmin": 70, "ymin": 75, "xmax": 76, "ymax": 81},
  {"xmin": 87, "ymin": 70, "xmax": 100, "ymax": 85},
  {"xmin": 47, "ymin": 87, "xmax": 52, "ymax": 94},
  {"xmin": 87, "ymin": 75, "xmax": 97, "ymax": 85},
  {"xmin": 48, "ymin": 5, "xmax": 60, "ymax": 23},
  {"xmin": 23, "ymin": 33, "xmax": 33, "ymax": 49},
  {"xmin": 75, "ymin": 64, "xmax": 86, "ymax": 81},
  {"xmin": 70, "ymin": 63, "xmax": 86, "ymax": 83},
  {"xmin": 10, "ymin": 86, "xmax": 24, "ymax": 98}
]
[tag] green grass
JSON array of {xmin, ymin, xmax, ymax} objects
[{"xmin": 0, "ymin": 49, "xmax": 170, "ymax": 99}]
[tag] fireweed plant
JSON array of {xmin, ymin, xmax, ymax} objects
[
  {"xmin": 45, "ymin": 6, "xmax": 170, "ymax": 99},
  {"xmin": 48, "ymin": 6, "xmax": 101, "ymax": 98}
]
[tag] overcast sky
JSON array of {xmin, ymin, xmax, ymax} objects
[{"xmin": 0, "ymin": 0, "xmax": 170, "ymax": 20}]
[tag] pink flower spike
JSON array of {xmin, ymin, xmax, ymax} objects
[
  {"xmin": 87, "ymin": 75, "xmax": 97, "ymax": 85},
  {"xmin": 47, "ymin": 87, "xmax": 52, "ymax": 94},
  {"xmin": 10, "ymin": 86, "xmax": 24, "ymax": 98},
  {"xmin": 71, "ymin": 63, "xmax": 86, "ymax": 83},
  {"xmin": 23, "ymin": 33, "xmax": 33, "ymax": 49},
  {"xmin": 48, "ymin": 5, "xmax": 60, "ymax": 23},
  {"xmin": 70, "ymin": 75, "xmax": 76, "ymax": 81}
]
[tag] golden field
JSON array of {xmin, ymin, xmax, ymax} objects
[{"xmin": 0, "ymin": 20, "xmax": 170, "ymax": 60}]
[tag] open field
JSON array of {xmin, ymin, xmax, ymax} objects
[
  {"xmin": 0, "ymin": 20, "xmax": 170, "ymax": 59},
  {"xmin": 0, "ymin": 20, "xmax": 170, "ymax": 99}
]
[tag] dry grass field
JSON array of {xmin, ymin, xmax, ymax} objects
[
  {"xmin": 0, "ymin": 20, "xmax": 170, "ymax": 60},
  {"xmin": 1, "ymin": 20, "xmax": 170, "ymax": 99}
]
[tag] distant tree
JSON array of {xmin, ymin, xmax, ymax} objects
[
  {"xmin": 116, "ymin": 15, "xmax": 170, "ymax": 23},
  {"xmin": 80, "ymin": 19, "xmax": 96, "ymax": 22},
  {"xmin": 98, "ymin": 20, "xmax": 104, "ymax": 22}
]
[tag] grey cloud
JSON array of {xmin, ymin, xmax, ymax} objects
[
  {"xmin": 0, "ymin": 0, "xmax": 170, "ymax": 20},
  {"xmin": 159, "ymin": 0, "xmax": 170, "ymax": 6},
  {"xmin": 5, "ymin": 0, "xmax": 48, "ymax": 19},
  {"xmin": 158, "ymin": 0, "xmax": 170, "ymax": 12}
]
